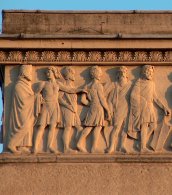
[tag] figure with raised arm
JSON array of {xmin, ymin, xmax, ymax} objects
[
  {"xmin": 59, "ymin": 67, "xmax": 82, "ymax": 154},
  {"xmin": 34, "ymin": 66, "xmax": 84, "ymax": 154}
]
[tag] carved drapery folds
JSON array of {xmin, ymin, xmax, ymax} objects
[
  {"xmin": 6, "ymin": 64, "xmax": 172, "ymax": 155},
  {"xmin": 1, "ymin": 50, "xmax": 172, "ymax": 63}
]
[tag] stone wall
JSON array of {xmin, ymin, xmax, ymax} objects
[{"xmin": 0, "ymin": 161, "xmax": 171, "ymax": 195}]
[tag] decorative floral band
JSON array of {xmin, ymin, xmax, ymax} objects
[{"xmin": 0, "ymin": 50, "xmax": 172, "ymax": 63}]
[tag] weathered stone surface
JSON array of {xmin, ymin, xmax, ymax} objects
[
  {"xmin": 3, "ymin": 10, "xmax": 172, "ymax": 35},
  {"xmin": 0, "ymin": 162, "xmax": 172, "ymax": 195}
]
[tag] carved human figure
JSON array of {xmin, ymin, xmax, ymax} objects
[
  {"xmin": 59, "ymin": 67, "xmax": 82, "ymax": 153},
  {"xmin": 77, "ymin": 66, "xmax": 111, "ymax": 153},
  {"xmin": 127, "ymin": 65, "xmax": 170, "ymax": 153},
  {"xmin": 34, "ymin": 66, "xmax": 83, "ymax": 154},
  {"xmin": 106, "ymin": 66, "xmax": 131, "ymax": 154},
  {"xmin": 8, "ymin": 65, "xmax": 34, "ymax": 154}
]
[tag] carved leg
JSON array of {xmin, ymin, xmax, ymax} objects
[
  {"xmin": 121, "ymin": 132, "xmax": 128, "ymax": 153},
  {"xmin": 106, "ymin": 122, "xmax": 122, "ymax": 154},
  {"xmin": 34, "ymin": 125, "xmax": 45, "ymax": 154},
  {"xmin": 8, "ymin": 130, "xmax": 28, "ymax": 154},
  {"xmin": 141, "ymin": 123, "xmax": 149, "ymax": 153},
  {"xmin": 48, "ymin": 125, "xmax": 59, "ymax": 154},
  {"xmin": 91, "ymin": 126, "xmax": 102, "ymax": 153},
  {"xmin": 77, "ymin": 127, "xmax": 92, "ymax": 153},
  {"xmin": 63, "ymin": 126, "xmax": 77, "ymax": 154}
]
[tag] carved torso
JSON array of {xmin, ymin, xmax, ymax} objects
[{"xmin": 84, "ymin": 81, "xmax": 105, "ymax": 127}]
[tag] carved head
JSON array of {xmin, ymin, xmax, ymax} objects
[
  {"xmin": 90, "ymin": 66, "xmax": 102, "ymax": 80},
  {"xmin": 63, "ymin": 66, "xmax": 75, "ymax": 81},
  {"xmin": 117, "ymin": 66, "xmax": 128, "ymax": 81},
  {"xmin": 141, "ymin": 65, "xmax": 154, "ymax": 80},
  {"xmin": 19, "ymin": 64, "xmax": 32, "ymax": 81},
  {"xmin": 46, "ymin": 66, "xmax": 61, "ymax": 80}
]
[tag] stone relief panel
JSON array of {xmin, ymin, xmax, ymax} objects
[{"xmin": 3, "ymin": 64, "xmax": 172, "ymax": 155}]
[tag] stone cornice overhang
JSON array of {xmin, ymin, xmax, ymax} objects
[
  {"xmin": 1, "ymin": 34, "xmax": 172, "ymax": 65},
  {"xmin": 3, "ymin": 10, "xmax": 172, "ymax": 13},
  {"xmin": 1, "ymin": 33, "xmax": 172, "ymax": 39}
]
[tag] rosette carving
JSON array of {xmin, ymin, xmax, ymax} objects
[
  {"xmin": 0, "ymin": 51, "xmax": 7, "ymax": 61},
  {"xmin": 72, "ymin": 51, "xmax": 87, "ymax": 62},
  {"xmin": 8, "ymin": 51, "xmax": 23, "ymax": 62},
  {"xmin": 41, "ymin": 51, "xmax": 56, "ymax": 62},
  {"xmin": 25, "ymin": 51, "xmax": 39, "ymax": 61},
  {"xmin": 164, "ymin": 51, "xmax": 172, "ymax": 62},
  {"xmin": 134, "ymin": 51, "xmax": 148, "ymax": 62},
  {"xmin": 118, "ymin": 51, "xmax": 133, "ymax": 62},
  {"xmin": 149, "ymin": 51, "xmax": 163, "ymax": 62},
  {"xmin": 57, "ymin": 51, "xmax": 71, "ymax": 61},
  {"xmin": 103, "ymin": 51, "xmax": 117, "ymax": 62},
  {"xmin": 88, "ymin": 51, "xmax": 102, "ymax": 62}
]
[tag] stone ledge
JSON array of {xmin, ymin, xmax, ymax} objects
[
  {"xmin": 1, "ymin": 153, "xmax": 172, "ymax": 163},
  {"xmin": 3, "ymin": 10, "xmax": 172, "ymax": 14}
]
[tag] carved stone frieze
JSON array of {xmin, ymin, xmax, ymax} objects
[{"xmin": 4, "ymin": 64, "xmax": 172, "ymax": 155}]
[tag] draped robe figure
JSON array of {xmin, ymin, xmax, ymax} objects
[
  {"xmin": 127, "ymin": 65, "xmax": 169, "ymax": 153},
  {"xmin": 8, "ymin": 65, "xmax": 34, "ymax": 154}
]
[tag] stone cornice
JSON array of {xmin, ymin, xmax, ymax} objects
[
  {"xmin": 1, "ymin": 34, "xmax": 172, "ymax": 39},
  {"xmin": 1, "ymin": 153, "xmax": 172, "ymax": 163}
]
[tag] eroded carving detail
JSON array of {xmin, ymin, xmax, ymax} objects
[
  {"xmin": 72, "ymin": 51, "xmax": 87, "ymax": 62},
  {"xmin": 88, "ymin": 51, "xmax": 102, "ymax": 62},
  {"xmin": 41, "ymin": 51, "xmax": 56, "ymax": 62},
  {"xmin": 149, "ymin": 51, "xmax": 163, "ymax": 62},
  {"xmin": 0, "ymin": 51, "xmax": 7, "ymax": 61},
  {"xmin": 25, "ymin": 51, "xmax": 39, "ymax": 62},
  {"xmin": 8, "ymin": 51, "xmax": 23, "ymax": 62},
  {"xmin": 57, "ymin": 51, "xmax": 71, "ymax": 61},
  {"xmin": 164, "ymin": 51, "xmax": 172, "ymax": 61},
  {"xmin": 134, "ymin": 51, "xmax": 148, "ymax": 62},
  {"xmin": 0, "ymin": 50, "xmax": 169, "ymax": 63},
  {"xmin": 103, "ymin": 51, "xmax": 118, "ymax": 62},
  {"xmin": 118, "ymin": 51, "xmax": 133, "ymax": 62}
]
